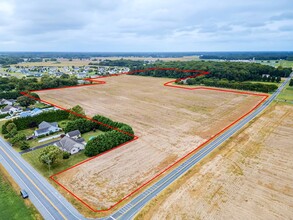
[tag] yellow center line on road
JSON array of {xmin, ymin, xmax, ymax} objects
[{"xmin": 0, "ymin": 145, "xmax": 67, "ymax": 220}]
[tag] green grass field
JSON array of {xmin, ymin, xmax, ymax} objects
[
  {"xmin": 22, "ymin": 148, "xmax": 88, "ymax": 177},
  {"xmin": 0, "ymin": 168, "xmax": 39, "ymax": 220},
  {"xmin": 277, "ymin": 83, "xmax": 293, "ymax": 103},
  {"xmin": 256, "ymin": 60, "xmax": 293, "ymax": 68},
  {"xmin": 245, "ymin": 80, "xmax": 281, "ymax": 85},
  {"xmin": 278, "ymin": 60, "xmax": 293, "ymax": 68}
]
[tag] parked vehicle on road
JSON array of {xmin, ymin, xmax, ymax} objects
[{"xmin": 20, "ymin": 189, "xmax": 29, "ymax": 199}]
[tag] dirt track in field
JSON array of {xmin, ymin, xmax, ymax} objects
[
  {"xmin": 39, "ymin": 75, "xmax": 263, "ymax": 209},
  {"xmin": 136, "ymin": 103, "xmax": 293, "ymax": 220}
]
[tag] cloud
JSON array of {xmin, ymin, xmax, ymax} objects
[{"xmin": 0, "ymin": 0, "xmax": 292, "ymax": 51}]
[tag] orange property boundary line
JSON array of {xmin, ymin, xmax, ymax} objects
[{"xmin": 20, "ymin": 68, "xmax": 269, "ymax": 213}]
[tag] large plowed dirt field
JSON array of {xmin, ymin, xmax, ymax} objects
[
  {"xmin": 38, "ymin": 75, "xmax": 264, "ymax": 209},
  {"xmin": 136, "ymin": 103, "xmax": 293, "ymax": 220}
]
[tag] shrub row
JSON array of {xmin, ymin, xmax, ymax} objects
[{"xmin": 84, "ymin": 125, "xmax": 134, "ymax": 157}]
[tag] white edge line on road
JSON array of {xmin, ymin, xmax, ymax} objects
[
  {"xmin": 0, "ymin": 148, "xmax": 55, "ymax": 220},
  {"xmin": 2, "ymin": 139, "xmax": 83, "ymax": 220}
]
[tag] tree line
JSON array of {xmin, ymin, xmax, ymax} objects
[
  {"xmin": 185, "ymin": 77, "xmax": 278, "ymax": 93},
  {"xmin": 131, "ymin": 60, "xmax": 291, "ymax": 81},
  {"xmin": 198, "ymin": 51, "xmax": 293, "ymax": 60},
  {"xmin": 0, "ymin": 75, "xmax": 78, "ymax": 99}
]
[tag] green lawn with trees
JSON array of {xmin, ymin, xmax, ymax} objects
[{"xmin": 22, "ymin": 147, "xmax": 88, "ymax": 177}]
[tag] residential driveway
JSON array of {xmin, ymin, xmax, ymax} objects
[{"xmin": 19, "ymin": 140, "xmax": 60, "ymax": 155}]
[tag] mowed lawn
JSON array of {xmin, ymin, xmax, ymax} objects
[
  {"xmin": 0, "ymin": 169, "xmax": 37, "ymax": 220},
  {"xmin": 22, "ymin": 148, "xmax": 88, "ymax": 177}
]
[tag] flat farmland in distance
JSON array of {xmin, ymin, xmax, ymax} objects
[{"xmin": 38, "ymin": 75, "xmax": 264, "ymax": 210}]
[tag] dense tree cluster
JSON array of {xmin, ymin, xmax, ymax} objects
[
  {"xmin": 64, "ymin": 118, "xmax": 95, "ymax": 134},
  {"xmin": 0, "ymin": 91, "xmax": 20, "ymax": 99},
  {"xmin": 290, "ymin": 79, "xmax": 293, "ymax": 87},
  {"xmin": 2, "ymin": 110, "xmax": 69, "ymax": 134},
  {"xmin": 185, "ymin": 77, "xmax": 278, "ymax": 93},
  {"xmin": 0, "ymin": 75, "xmax": 78, "ymax": 99},
  {"xmin": 17, "ymin": 95, "xmax": 36, "ymax": 107},
  {"xmin": 0, "ymin": 56, "xmax": 23, "ymax": 65}
]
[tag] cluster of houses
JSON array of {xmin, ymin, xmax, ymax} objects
[
  {"xmin": 34, "ymin": 121, "xmax": 86, "ymax": 155},
  {"xmin": 1, "ymin": 98, "xmax": 85, "ymax": 155},
  {"xmin": 0, "ymin": 98, "xmax": 57, "ymax": 119},
  {"xmin": 4, "ymin": 65, "xmax": 130, "ymax": 79}
]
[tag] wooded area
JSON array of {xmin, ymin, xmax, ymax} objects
[
  {"xmin": 129, "ymin": 60, "xmax": 290, "ymax": 92},
  {"xmin": 0, "ymin": 75, "xmax": 78, "ymax": 99}
]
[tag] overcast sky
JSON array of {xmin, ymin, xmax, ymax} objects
[{"xmin": 0, "ymin": 0, "xmax": 292, "ymax": 52}]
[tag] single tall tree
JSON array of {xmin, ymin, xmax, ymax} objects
[{"xmin": 39, "ymin": 146, "xmax": 62, "ymax": 171}]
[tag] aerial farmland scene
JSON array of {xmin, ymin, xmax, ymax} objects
[{"xmin": 0, "ymin": 1, "xmax": 292, "ymax": 220}]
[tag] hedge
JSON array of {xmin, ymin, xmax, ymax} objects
[
  {"xmin": 84, "ymin": 125, "xmax": 134, "ymax": 157},
  {"xmin": 77, "ymin": 114, "xmax": 135, "ymax": 157}
]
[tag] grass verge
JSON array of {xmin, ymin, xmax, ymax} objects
[
  {"xmin": 277, "ymin": 83, "xmax": 293, "ymax": 103},
  {"xmin": 0, "ymin": 164, "xmax": 42, "ymax": 220}
]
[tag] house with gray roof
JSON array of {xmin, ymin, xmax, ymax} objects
[
  {"xmin": 0, "ymin": 105, "xmax": 22, "ymax": 116},
  {"xmin": 34, "ymin": 121, "xmax": 60, "ymax": 137},
  {"xmin": 54, "ymin": 136, "xmax": 85, "ymax": 154},
  {"xmin": 66, "ymin": 130, "xmax": 81, "ymax": 139},
  {"xmin": 0, "ymin": 99, "xmax": 16, "ymax": 106}
]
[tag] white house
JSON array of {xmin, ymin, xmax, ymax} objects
[
  {"xmin": 0, "ymin": 105, "xmax": 22, "ymax": 115},
  {"xmin": 34, "ymin": 121, "xmax": 60, "ymax": 137}
]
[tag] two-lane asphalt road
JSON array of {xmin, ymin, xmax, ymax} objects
[
  {"xmin": 0, "ymin": 137, "xmax": 85, "ymax": 220},
  {"xmin": 105, "ymin": 73, "xmax": 292, "ymax": 220}
]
